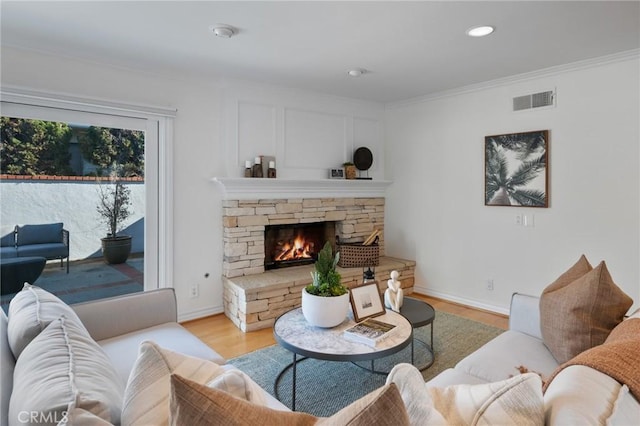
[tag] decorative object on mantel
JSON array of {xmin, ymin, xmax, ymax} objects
[
  {"xmin": 251, "ymin": 156, "xmax": 263, "ymax": 178},
  {"xmin": 336, "ymin": 231, "xmax": 380, "ymax": 268},
  {"xmin": 267, "ymin": 161, "xmax": 277, "ymax": 178},
  {"xmin": 302, "ymin": 242, "xmax": 350, "ymax": 328},
  {"xmin": 343, "ymin": 162, "xmax": 357, "ymax": 179},
  {"xmin": 244, "ymin": 160, "xmax": 252, "ymax": 178},
  {"xmin": 329, "ymin": 168, "xmax": 345, "ymax": 179},
  {"xmin": 384, "ymin": 270, "xmax": 404, "ymax": 312},
  {"xmin": 353, "ymin": 147, "xmax": 373, "ymax": 180},
  {"xmin": 485, "ymin": 130, "xmax": 549, "ymax": 207}
]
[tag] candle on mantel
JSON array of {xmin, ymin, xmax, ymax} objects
[{"xmin": 267, "ymin": 161, "xmax": 277, "ymax": 178}]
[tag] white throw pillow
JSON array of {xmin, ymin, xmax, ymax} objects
[
  {"xmin": 544, "ymin": 365, "xmax": 639, "ymax": 425},
  {"xmin": 121, "ymin": 341, "xmax": 226, "ymax": 426},
  {"xmin": 9, "ymin": 316, "xmax": 125, "ymax": 425},
  {"xmin": 387, "ymin": 363, "xmax": 544, "ymax": 426},
  {"xmin": 7, "ymin": 283, "xmax": 84, "ymax": 358}
]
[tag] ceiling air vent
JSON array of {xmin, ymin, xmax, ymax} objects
[{"xmin": 513, "ymin": 90, "xmax": 555, "ymax": 111}]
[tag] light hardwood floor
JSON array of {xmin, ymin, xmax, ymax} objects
[{"xmin": 181, "ymin": 294, "xmax": 509, "ymax": 360}]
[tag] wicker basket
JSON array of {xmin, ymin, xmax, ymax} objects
[{"xmin": 337, "ymin": 243, "xmax": 379, "ymax": 268}]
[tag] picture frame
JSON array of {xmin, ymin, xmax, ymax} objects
[
  {"xmin": 329, "ymin": 168, "xmax": 345, "ymax": 179},
  {"xmin": 349, "ymin": 281, "xmax": 385, "ymax": 322},
  {"xmin": 485, "ymin": 130, "xmax": 549, "ymax": 207}
]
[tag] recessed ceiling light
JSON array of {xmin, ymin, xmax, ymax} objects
[
  {"xmin": 209, "ymin": 24, "xmax": 236, "ymax": 38},
  {"xmin": 347, "ymin": 68, "xmax": 367, "ymax": 77},
  {"xmin": 466, "ymin": 25, "xmax": 495, "ymax": 37}
]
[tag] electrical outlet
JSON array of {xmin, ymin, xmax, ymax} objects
[
  {"xmin": 515, "ymin": 214, "xmax": 523, "ymax": 226},
  {"xmin": 190, "ymin": 283, "xmax": 199, "ymax": 298},
  {"xmin": 486, "ymin": 279, "xmax": 494, "ymax": 291}
]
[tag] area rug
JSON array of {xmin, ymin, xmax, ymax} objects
[{"xmin": 228, "ymin": 310, "xmax": 504, "ymax": 417}]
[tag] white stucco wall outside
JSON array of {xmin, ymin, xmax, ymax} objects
[{"xmin": 0, "ymin": 179, "xmax": 145, "ymax": 259}]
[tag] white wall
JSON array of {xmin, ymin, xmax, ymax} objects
[
  {"xmin": 0, "ymin": 46, "xmax": 384, "ymax": 320},
  {"xmin": 384, "ymin": 56, "xmax": 640, "ymax": 314}
]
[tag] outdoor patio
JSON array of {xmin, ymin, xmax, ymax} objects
[{"xmin": 1, "ymin": 255, "xmax": 143, "ymax": 313}]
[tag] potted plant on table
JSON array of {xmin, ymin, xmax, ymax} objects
[
  {"xmin": 97, "ymin": 166, "xmax": 133, "ymax": 264},
  {"xmin": 302, "ymin": 241, "xmax": 350, "ymax": 327}
]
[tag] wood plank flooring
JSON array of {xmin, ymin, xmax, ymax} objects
[{"xmin": 181, "ymin": 293, "xmax": 509, "ymax": 360}]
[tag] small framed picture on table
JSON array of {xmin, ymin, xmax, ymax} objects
[{"xmin": 349, "ymin": 282, "xmax": 385, "ymax": 322}]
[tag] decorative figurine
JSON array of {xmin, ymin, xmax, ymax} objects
[{"xmin": 384, "ymin": 270, "xmax": 403, "ymax": 312}]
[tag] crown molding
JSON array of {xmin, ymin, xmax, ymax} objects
[{"xmin": 387, "ymin": 49, "xmax": 640, "ymax": 109}]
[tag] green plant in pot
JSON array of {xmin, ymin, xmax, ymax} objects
[
  {"xmin": 302, "ymin": 242, "xmax": 350, "ymax": 327},
  {"xmin": 97, "ymin": 166, "xmax": 133, "ymax": 264}
]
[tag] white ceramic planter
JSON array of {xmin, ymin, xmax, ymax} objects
[{"xmin": 301, "ymin": 288, "xmax": 350, "ymax": 328}]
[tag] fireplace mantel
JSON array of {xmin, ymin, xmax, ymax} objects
[{"xmin": 212, "ymin": 177, "xmax": 392, "ymax": 199}]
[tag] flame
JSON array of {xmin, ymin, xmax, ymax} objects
[{"xmin": 274, "ymin": 235, "xmax": 315, "ymax": 261}]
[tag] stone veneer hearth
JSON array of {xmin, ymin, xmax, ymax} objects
[{"xmin": 221, "ymin": 196, "xmax": 416, "ymax": 331}]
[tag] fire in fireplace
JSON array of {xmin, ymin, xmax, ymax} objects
[{"xmin": 264, "ymin": 222, "xmax": 336, "ymax": 270}]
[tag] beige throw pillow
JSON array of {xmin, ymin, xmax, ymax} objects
[
  {"xmin": 540, "ymin": 257, "xmax": 632, "ymax": 363},
  {"xmin": 121, "ymin": 341, "xmax": 225, "ymax": 426},
  {"xmin": 386, "ymin": 363, "xmax": 544, "ymax": 426},
  {"xmin": 7, "ymin": 283, "xmax": 84, "ymax": 358},
  {"xmin": 9, "ymin": 316, "xmax": 124, "ymax": 425},
  {"xmin": 169, "ymin": 374, "xmax": 410, "ymax": 426}
]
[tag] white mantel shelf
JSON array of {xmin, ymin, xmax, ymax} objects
[{"xmin": 212, "ymin": 177, "xmax": 393, "ymax": 200}]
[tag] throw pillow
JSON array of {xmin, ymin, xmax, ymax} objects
[
  {"xmin": 7, "ymin": 283, "xmax": 85, "ymax": 358},
  {"xmin": 386, "ymin": 363, "xmax": 544, "ymax": 426},
  {"xmin": 540, "ymin": 258, "xmax": 632, "ymax": 363},
  {"xmin": 121, "ymin": 341, "xmax": 226, "ymax": 426},
  {"xmin": 169, "ymin": 374, "xmax": 410, "ymax": 426},
  {"xmin": 8, "ymin": 316, "xmax": 125, "ymax": 425},
  {"xmin": 207, "ymin": 369, "xmax": 267, "ymax": 406}
]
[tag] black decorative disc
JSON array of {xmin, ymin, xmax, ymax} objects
[{"xmin": 353, "ymin": 147, "xmax": 373, "ymax": 171}]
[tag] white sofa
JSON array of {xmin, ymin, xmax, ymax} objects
[
  {"xmin": 1, "ymin": 288, "xmax": 288, "ymax": 426},
  {"xmin": 425, "ymin": 293, "xmax": 640, "ymax": 425}
]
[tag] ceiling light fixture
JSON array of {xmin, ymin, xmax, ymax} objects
[
  {"xmin": 466, "ymin": 25, "xmax": 495, "ymax": 37},
  {"xmin": 347, "ymin": 68, "xmax": 366, "ymax": 77},
  {"xmin": 210, "ymin": 24, "xmax": 236, "ymax": 38}
]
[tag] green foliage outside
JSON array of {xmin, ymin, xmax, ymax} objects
[
  {"xmin": 306, "ymin": 242, "xmax": 348, "ymax": 297},
  {"xmin": 0, "ymin": 117, "xmax": 144, "ymax": 177},
  {"xmin": 79, "ymin": 127, "xmax": 144, "ymax": 177},
  {"xmin": 0, "ymin": 117, "xmax": 73, "ymax": 175}
]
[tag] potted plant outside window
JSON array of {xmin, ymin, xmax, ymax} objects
[
  {"xmin": 302, "ymin": 242, "xmax": 350, "ymax": 327},
  {"xmin": 97, "ymin": 167, "xmax": 132, "ymax": 264}
]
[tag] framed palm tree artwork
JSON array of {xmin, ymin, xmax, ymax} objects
[{"xmin": 485, "ymin": 130, "xmax": 549, "ymax": 207}]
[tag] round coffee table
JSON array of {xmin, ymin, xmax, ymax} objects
[
  {"xmin": 273, "ymin": 308, "xmax": 412, "ymax": 410},
  {"xmin": 399, "ymin": 298, "xmax": 436, "ymax": 370}
]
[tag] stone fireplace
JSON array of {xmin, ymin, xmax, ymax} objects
[
  {"xmin": 215, "ymin": 179, "xmax": 415, "ymax": 332},
  {"xmin": 222, "ymin": 197, "xmax": 385, "ymax": 278}
]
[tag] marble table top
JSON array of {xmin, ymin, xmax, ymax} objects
[{"xmin": 273, "ymin": 308, "xmax": 412, "ymax": 362}]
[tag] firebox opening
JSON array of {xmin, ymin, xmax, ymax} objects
[{"xmin": 264, "ymin": 221, "xmax": 336, "ymax": 270}]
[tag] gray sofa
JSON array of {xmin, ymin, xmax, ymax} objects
[
  {"xmin": 425, "ymin": 293, "xmax": 640, "ymax": 424},
  {"xmin": 1, "ymin": 288, "xmax": 287, "ymax": 426},
  {"xmin": 0, "ymin": 223, "xmax": 70, "ymax": 273}
]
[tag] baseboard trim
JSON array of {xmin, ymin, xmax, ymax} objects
[
  {"xmin": 178, "ymin": 306, "xmax": 223, "ymax": 323},
  {"xmin": 413, "ymin": 286, "xmax": 510, "ymax": 316}
]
